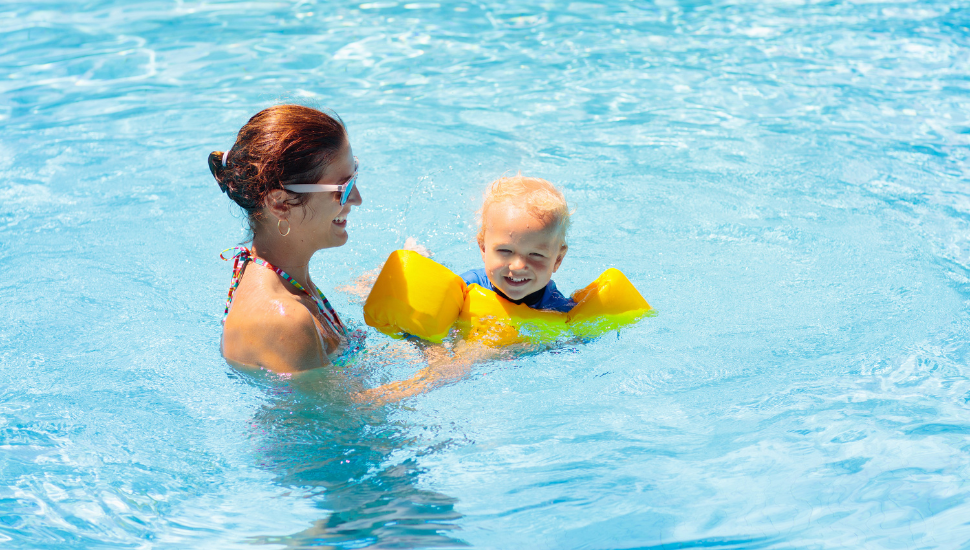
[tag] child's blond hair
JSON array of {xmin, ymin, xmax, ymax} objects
[{"xmin": 476, "ymin": 175, "xmax": 571, "ymax": 249}]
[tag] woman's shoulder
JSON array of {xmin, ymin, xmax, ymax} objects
[{"xmin": 223, "ymin": 277, "xmax": 328, "ymax": 372}]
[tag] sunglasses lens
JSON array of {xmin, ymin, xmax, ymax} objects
[
  {"xmin": 341, "ymin": 179, "xmax": 355, "ymax": 205},
  {"xmin": 341, "ymin": 157, "xmax": 359, "ymax": 205}
]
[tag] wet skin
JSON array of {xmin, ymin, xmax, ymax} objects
[{"xmin": 480, "ymin": 202, "xmax": 566, "ymax": 301}]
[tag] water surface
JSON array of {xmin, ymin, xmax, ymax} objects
[{"xmin": 1, "ymin": 0, "xmax": 969, "ymax": 548}]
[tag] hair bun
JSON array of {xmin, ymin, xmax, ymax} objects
[{"xmin": 208, "ymin": 151, "xmax": 230, "ymax": 194}]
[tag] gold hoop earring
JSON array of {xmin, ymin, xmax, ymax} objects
[{"xmin": 278, "ymin": 218, "xmax": 291, "ymax": 237}]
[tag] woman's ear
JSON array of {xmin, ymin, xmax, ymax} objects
[
  {"xmin": 552, "ymin": 244, "xmax": 568, "ymax": 272},
  {"xmin": 264, "ymin": 189, "xmax": 292, "ymax": 220}
]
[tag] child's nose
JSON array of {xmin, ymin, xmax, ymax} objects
[{"xmin": 509, "ymin": 256, "xmax": 526, "ymax": 270}]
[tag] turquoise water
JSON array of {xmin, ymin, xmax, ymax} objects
[{"xmin": 2, "ymin": 0, "xmax": 969, "ymax": 548}]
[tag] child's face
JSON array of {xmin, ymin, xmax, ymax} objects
[{"xmin": 480, "ymin": 202, "xmax": 566, "ymax": 301}]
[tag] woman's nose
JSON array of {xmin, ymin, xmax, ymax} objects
[{"xmin": 348, "ymin": 183, "xmax": 363, "ymax": 206}]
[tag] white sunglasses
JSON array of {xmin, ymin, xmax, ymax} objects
[{"xmin": 283, "ymin": 156, "xmax": 358, "ymax": 205}]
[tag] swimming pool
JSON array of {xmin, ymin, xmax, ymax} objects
[{"xmin": 2, "ymin": 0, "xmax": 968, "ymax": 547}]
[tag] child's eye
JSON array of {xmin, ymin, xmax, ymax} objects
[
  {"xmin": 530, "ymin": 253, "xmax": 546, "ymax": 258},
  {"xmin": 496, "ymin": 249, "xmax": 512, "ymax": 254}
]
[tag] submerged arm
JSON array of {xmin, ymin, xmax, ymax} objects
[{"xmin": 359, "ymin": 340, "xmax": 504, "ymax": 403}]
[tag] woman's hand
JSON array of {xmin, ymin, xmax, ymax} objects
[{"xmin": 355, "ymin": 340, "xmax": 499, "ymax": 405}]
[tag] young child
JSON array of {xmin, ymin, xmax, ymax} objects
[{"xmin": 461, "ymin": 175, "xmax": 575, "ymax": 313}]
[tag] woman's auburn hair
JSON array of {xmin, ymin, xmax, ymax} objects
[
  {"xmin": 208, "ymin": 105, "xmax": 347, "ymax": 231},
  {"xmin": 476, "ymin": 175, "xmax": 571, "ymax": 249}
]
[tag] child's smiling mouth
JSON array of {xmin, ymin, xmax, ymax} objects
[{"xmin": 503, "ymin": 274, "xmax": 531, "ymax": 287}]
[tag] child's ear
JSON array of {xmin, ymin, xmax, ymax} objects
[{"xmin": 552, "ymin": 244, "xmax": 567, "ymax": 272}]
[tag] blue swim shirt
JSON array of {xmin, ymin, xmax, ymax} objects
[{"xmin": 460, "ymin": 268, "xmax": 576, "ymax": 313}]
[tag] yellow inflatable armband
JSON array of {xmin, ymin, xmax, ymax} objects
[
  {"xmin": 459, "ymin": 269, "xmax": 653, "ymax": 345},
  {"xmin": 457, "ymin": 284, "xmax": 568, "ymax": 347},
  {"xmin": 363, "ymin": 250, "xmax": 466, "ymax": 343},
  {"xmin": 363, "ymin": 250, "xmax": 653, "ymax": 345},
  {"xmin": 567, "ymin": 268, "xmax": 653, "ymax": 339}
]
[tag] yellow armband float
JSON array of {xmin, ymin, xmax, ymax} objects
[
  {"xmin": 363, "ymin": 250, "xmax": 653, "ymax": 346},
  {"xmin": 362, "ymin": 250, "xmax": 466, "ymax": 343}
]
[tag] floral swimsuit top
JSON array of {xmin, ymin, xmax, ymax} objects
[{"xmin": 221, "ymin": 247, "xmax": 364, "ymax": 365}]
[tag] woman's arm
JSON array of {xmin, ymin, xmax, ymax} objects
[{"xmin": 357, "ymin": 340, "xmax": 505, "ymax": 403}]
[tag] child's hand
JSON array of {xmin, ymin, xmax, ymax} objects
[
  {"xmin": 336, "ymin": 267, "xmax": 381, "ymax": 303},
  {"xmin": 338, "ymin": 238, "xmax": 430, "ymax": 302},
  {"xmin": 404, "ymin": 237, "xmax": 432, "ymax": 258}
]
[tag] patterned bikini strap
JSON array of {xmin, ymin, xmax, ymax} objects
[
  {"xmin": 219, "ymin": 247, "xmax": 346, "ymax": 335},
  {"xmin": 247, "ymin": 257, "xmax": 344, "ymax": 334},
  {"xmin": 220, "ymin": 246, "xmax": 251, "ymax": 322}
]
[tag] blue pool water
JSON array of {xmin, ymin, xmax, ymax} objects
[{"xmin": 2, "ymin": 0, "xmax": 969, "ymax": 547}]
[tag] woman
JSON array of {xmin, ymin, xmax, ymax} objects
[{"xmin": 209, "ymin": 105, "xmax": 363, "ymax": 373}]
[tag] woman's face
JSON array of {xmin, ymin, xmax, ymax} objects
[{"xmin": 293, "ymin": 140, "xmax": 363, "ymax": 250}]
